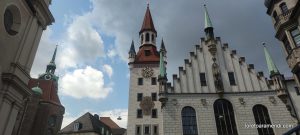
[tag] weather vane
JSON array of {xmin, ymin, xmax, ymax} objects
[{"xmin": 147, "ymin": 0, "xmax": 150, "ymax": 6}]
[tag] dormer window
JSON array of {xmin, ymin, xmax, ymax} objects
[
  {"xmin": 145, "ymin": 50, "xmax": 151, "ymax": 56},
  {"xmin": 146, "ymin": 33, "xmax": 150, "ymax": 42},
  {"xmin": 280, "ymin": 2, "xmax": 288, "ymax": 14},
  {"xmin": 73, "ymin": 122, "xmax": 82, "ymax": 131}
]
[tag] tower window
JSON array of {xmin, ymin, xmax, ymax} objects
[
  {"xmin": 144, "ymin": 125, "xmax": 151, "ymax": 135},
  {"xmin": 153, "ymin": 125, "xmax": 159, "ymax": 135},
  {"xmin": 283, "ymin": 36, "xmax": 292, "ymax": 54},
  {"xmin": 152, "ymin": 109, "xmax": 158, "ymax": 118},
  {"xmin": 214, "ymin": 99, "xmax": 238, "ymax": 135},
  {"xmin": 146, "ymin": 33, "xmax": 150, "ymax": 42},
  {"xmin": 136, "ymin": 125, "xmax": 141, "ymax": 135},
  {"xmin": 272, "ymin": 11, "xmax": 279, "ymax": 22},
  {"xmin": 200, "ymin": 73, "xmax": 207, "ymax": 86},
  {"xmin": 152, "ymin": 93, "xmax": 157, "ymax": 101},
  {"xmin": 253, "ymin": 105, "xmax": 274, "ymax": 135},
  {"xmin": 138, "ymin": 78, "xmax": 143, "ymax": 85},
  {"xmin": 291, "ymin": 28, "xmax": 300, "ymax": 46},
  {"xmin": 295, "ymin": 87, "xmax": 300, "ymax": 95},
  {"xmin": 280, "ymin": 2, "xmax": 288, "ymax": 14},
  {"xmin": 182, "ymin": 106, "xmax": 198, "ymax": 135},
  {"xmin": 228, "ymin": 72, "xmax": 236, "ymax": 85},
  {"xmin": 137, "ymin": 109, "xmax": 143, "ymax": 118},
  {"xmin": 145, "ymin": 50, "xmax": 151, "ymax": 56},
  {"xmin": 151, "ymin": 77, "xmax": 157, "ymax": 85},
  {"xmin": 152, "ymin": 34, "xmax": 155, "ymax": 42},
  {"xmin": 141, "ymin": 35, "xmax": 144, "ymax": 44},
  {"xmin": 137, "ymin": 93, "xmax": 143, "ymax": 101}
]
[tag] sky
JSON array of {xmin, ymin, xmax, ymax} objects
[{"xmin": 30, "ymin": 0, "xmax": 292, "ymax": 129}]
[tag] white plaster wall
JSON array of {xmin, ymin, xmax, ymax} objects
[
  {"xmin": 163, "ymin": 92, "xmax": 297, "ymax": 135},
  {"xmin": 127, "ymin": 65, "xmax": 163, "ymax": 135}
]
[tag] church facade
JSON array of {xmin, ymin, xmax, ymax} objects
[{"xmin": 128, "ymin": 3, "xmax": 299, "ymax": 135}]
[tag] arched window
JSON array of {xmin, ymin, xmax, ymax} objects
[
  {"xmin": 141, "ymin": 35, "xmax": 144, "ymax": 44},
  {"xmin": 272, "ymin": 11, "xmax": 278, "ymax": 22},
  {"xmin": 280, "ymin": 3, "xmax": 288, "ymax": 14},
  {"xmin": 181, "ymin": 106, "xmax": 198, "ymax": 135},
  {"xmin": 151, "ymin": 34, "xmax": 154, "ymax": 42},
  {"xmin": 253, "ymin": 105, "xmax": 274, "ymax": 135},
  {"xmin": 214, "ymin": 99, "xmax": 238, "ymax": 135},
  {"xmin": 146, "ymin": 33, "xmax": 150, "ymax": 42}
]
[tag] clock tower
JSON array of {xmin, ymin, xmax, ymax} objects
[{"xmin": 127, "ymin": 4, "xmax": 166, "ymax": 135}]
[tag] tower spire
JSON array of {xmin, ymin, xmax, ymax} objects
[
  {"xmin": 46, "ymin": 45, "xmax": 58, "ymax": 74},
  {"xmin": 139, "ymin": 5, "xmax": 156, "ymax": 35},
  {"xmin": 263, "ymin": 43, "xmax": 279, "ymax": 77},
  {"xmin": 50, "ymin": 45, "xmax": 58, "ymax": 64},
  {"xmin": 159, "ymin": 50, "xmax": 166, "ymax": 78},
  {"xmin": 203, "ymin": 4, "xmax": 214, "ymax": 40}
]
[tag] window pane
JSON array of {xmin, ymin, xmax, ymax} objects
[
  {"xmin": 214, "ymin": 99, "xmax": 238, "ymax": 135},
  {"xmin": 228, "ymin": 72, "xmax": 236, "ymax": 85},
  {"xmin": 181, "ymin": 107, "xmax": 198, "ymax": 135},
  {"xmin": 137, "ymin": 93, "xmax": 143, "ymax": 101},
  {"xmin": 152, "ymin": 109, "xmax": 157, "ymax": 118},
  {"xmin": 152, "ymin": 93, "xmax": 157, "ymax": 101},
  {"xmin": 137, "ymin": 109, "xmax": 143, "ymax": 118},
  {"xmin": 253, "ymin": 105, "xmax": 274, "ymax": 135},
  {"xmin": 138, "ymin": 78, "xmax": 143, "ymax": 85},
  {"xmin": 200, "ymin": 73, "xmax": 207, "ymax": 86},
  {"xmin": 152, "ymin": 77, "xmax": 157, "ymax": 85}
]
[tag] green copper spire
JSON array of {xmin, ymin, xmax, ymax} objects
[
  {"xmin": 263, "ymin": 43, "xmax": 279, "ymax": 76},
  {"xmin": 50, "ymin": 45, "xmax": 58, "ymax": 64},
  {"xmin": 159, "ymin": 50, "xmax": 166, "ymax": 77},
  {"xmin": 204, "ymin": 4, "xmax": 213, "ymax": 29},
  {"xmin": 31, "ymin": 82, "xmax": 43, "ymax": 95}
]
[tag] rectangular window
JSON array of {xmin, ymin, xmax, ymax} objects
[
  {"xmin": 144, "ymin": 125, "xmax": 151, "ymax": 135},
  {"xmin": 153, "ymin": 125, "xmax": 159, "ymax": 135},
  {"xmin": 145, "ymin": 50, "xmax": 151, "ymax": 56},
  {"xmin": 138, "ymin": 78, "xmax": 143, "ymax": 85},
  {"xmin": 228, "ymin": 72, "xmax": 236, "ymax": 85},
  {"xmin": 136, "ymin": 125, "xmax": 141, "ymax": 135},
  {"xmin": 152, "ymin": 109, "xmax": 157, "ymax": 118},
  {"xmin": 151, "ymin": 77, "xmax": 157, "ymax": 85},
  {"xmin": 137, "ymin": 109, "xmax": 143, "ymax": 118},
  {"xmin": 283, "ymin": 36, "xmax": 292, "ymax": 54},
  {"xmin": 200, "ymin": 73, "xmax": 207, "ymax": 86},
  {"xmin": 291, "ymin": 28, "xmax": 300, "ymax": 46},
  {"xmin": 137, "ymin": 93, "xmax": 143, "ymax": 101},
  {"xmin": 295, "ymin": 87, "xmax": 300, "ymax": 95},
  {"xmin": 151, "ymin": 93, "xmax": 157, "ymax": 101}
]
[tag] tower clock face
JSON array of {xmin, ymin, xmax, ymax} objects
[
  {"xmin": 142, "ymin": 67, "xmax": 154, "ymax": 78},
  {"xmin": 44, "ymin": 74, "xmax": 52, "ymax": 80}
]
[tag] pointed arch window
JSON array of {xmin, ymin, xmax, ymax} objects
[
  {"xmin": 181, "ymin": 106, "xmax": 198, "ymax": 135},
  {"xmin": 141, "ymin": 35, "xmax": 144, "ymax": 44},
  {"xmin": 280, "ymin": 3, "xmax": 288, "ymax": 14},
  {"xmin": 146, "ymin": 33, "xmax": 150, "ymax": 42},
  {"xmin": 151, "ymin": 34, "xmax": 155, "ymax": 42},
  {"xmin": 252, "ymin": 105, "xmax": 274, "ymax": 135},
  {"xmin": 214, "ymin": 99, "xmax": 238, "ymax": 135}
]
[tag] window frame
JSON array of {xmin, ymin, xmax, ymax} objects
[
  {"xmin": 181, "ymin": 106, "xmax": 198, "ymax": 135},
  {"xmin": 136, "ymin": 125, "xmax": 142, "ymax": 135},
  {"xmin": 153, "ymin": 125, "xmax": 159, "ymax": 135},
  {"xmin": 280, "ymin": 2, "xmax": 289, "ymax": 14},
  {"xmin": 252, "ymin": 104, "xmax": 274, "ymax": 135},
  {"xmin": 146, "ymin": 33, "xmax": 150, "ymax": 42},
  {"xmin": 290, "ymin": 27, "xmax": 300, "ymax": 46},
  {"xmin": 151, "ymin": 93, "xmax": 157, "ymax": 101},
  {"xmin": 137, "ymin": 109, "xmax": 143, "ymax": 118},
  {"xmin": 138, "ymin": 78, "xmax": 143, "ymax": 85},
  {"xmin": 213, "ymin": 99, "xmax": 238, "ymax": 135},
  {"xmin": 152, "ymin": 109, "xmax": 158, "ymax": 118},
  {"xmin": 199, "ymin": 73, "xmax": 207, "ymax": 86},
  {"xmin": 137, "ymin": 93, "xmax": 143, "ymax": 101},
  {"xmin": 151, "ymin": 77, "xmax": 157, "ymax": 85},
  {"xmin": 228, "ymin": 72, "xmax": 236, "ymax": 85},
  {"xmin": 144, "ymin": 125, "xmax": 151, "ymax": 135}
]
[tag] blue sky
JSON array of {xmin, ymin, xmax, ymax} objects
[{"xmin": 31, "ymin": 0, "xmax": 291, "ymax": 129}]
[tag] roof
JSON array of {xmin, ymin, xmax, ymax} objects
[
  {"xmin": 100, "ymin": 117, "xmax": 120, "ymax": 129},
  {"xmin": 28, "ymin": 79, "xmax": 62, "ymax": 105},
  {"xmin": 263, "ymin": 45, "xmax": 279, "ymax": 76},
  {"xmin": 204, "ymin": 5, "xmax": 213, "ymax": 29},
  {"xmin": 134, "ymin": 45, "xmax": 160, "ymax": 63},
  {"xmin": 100, "ymin": 117, "xmax": 126, "ymax": 135},
  {"xmin": 59, "ymin": 112, "xmax": 111, "ymax": 134},
  {"xmin": 139, "ymin": 5, "xmax": 156, "ymax": 34}
]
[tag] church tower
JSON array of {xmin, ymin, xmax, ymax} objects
[
  {"xmin": 0, "ymin": 0, "xmax": 54, "ymax": 135},
  {"xmin": 127, "ymin": 4, "xmax": 165, "ymax": 135}
]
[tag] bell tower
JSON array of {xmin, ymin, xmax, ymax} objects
[
  {"xmin": 127, "ymin": 4, "xmax": 165, "ymax": 135},
  {"xmin": 0, "ymin": 0, "xmax": 54, "ymax": 135}
]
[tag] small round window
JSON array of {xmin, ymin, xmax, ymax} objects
[{"xmin": 4, "ymin": 5, "xmax": 21, "ymax": 35}]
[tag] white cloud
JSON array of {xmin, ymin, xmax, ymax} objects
[
  {"xmin": 58, "ymin": 14, "xmax": 105, "ymax": 69},
  {"xmin": 99, "ymin": 109, "xmax": 128, "ymax": 128},
  {"xmin": 107, "ymin": 49, "xmax": 117, "ymax": 58},
  {"xmin": 60, "ymin": 66, "xmax": 112, "ymax": 99},
  {"xmin": 102, "ymin": 64, "xmax": 113, "ymax": 78}
]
